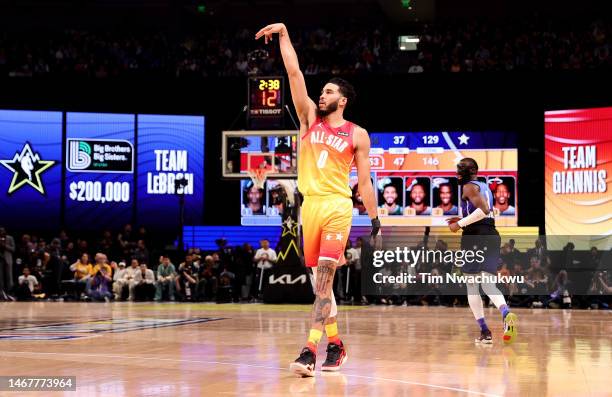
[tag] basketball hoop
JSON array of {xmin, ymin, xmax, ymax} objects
[{"xmin": 248, "ymin": 167, "xmax": 274, "ymax": 189}]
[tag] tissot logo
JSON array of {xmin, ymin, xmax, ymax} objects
[
  {"xmin": 268, "ymin": 274, "xmax": 308, "ymax": 285},
  {"xmin": 0, "ymin": 142, "xmax": 56, "ymax": 195}
]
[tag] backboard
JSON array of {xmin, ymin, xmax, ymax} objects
[{"xmin": 222, "ymin": 130, "xmax": 299, "ymax": 180}]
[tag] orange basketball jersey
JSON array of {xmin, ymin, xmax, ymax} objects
[{"xmin": 298, "ymin": 117, "xmax": 355, "ymax": 197}]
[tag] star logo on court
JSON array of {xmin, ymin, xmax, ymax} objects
[
  {"xmin": 0, "ymin": 142, "xmax": 56, "ymax": 195},
  {"xmin": 458, "ymin": 133, "xmax": 470, "ymax": 145}
]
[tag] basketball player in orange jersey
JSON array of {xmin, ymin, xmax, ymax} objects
[{"xmin": 256, "ymin": 23, "xmax": 381, "ymax": 377}]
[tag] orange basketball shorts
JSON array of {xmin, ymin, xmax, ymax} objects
[{"xmin": 301, "ymin": 195, "xmax": 353, "ymax": 267}]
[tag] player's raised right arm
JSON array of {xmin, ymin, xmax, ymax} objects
[{"xmin": 255, "ymin": 23, "xmax": 315, "ymax": 124}]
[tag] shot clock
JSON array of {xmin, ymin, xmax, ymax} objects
[{"xmin": 248, "ymin": 76, "xmax": 284, "ymax": 129}]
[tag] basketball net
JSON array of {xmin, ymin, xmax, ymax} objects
[{"xmin": 248, "ymin": 167, "xmax": 273, "ymax": 189}]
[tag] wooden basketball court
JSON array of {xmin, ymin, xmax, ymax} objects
[{"xmin": 0, "ymin": 302, "xmax": 609, "ymax": 396}]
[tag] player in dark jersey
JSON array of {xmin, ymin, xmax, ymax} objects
[{"xmin": 447, "ymin": 158, "xmax": 517, "ymax": 344}]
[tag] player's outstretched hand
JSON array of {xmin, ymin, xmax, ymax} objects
[
  {"xmin": 448, "ymin": 221, "xmax": 461, "ymax": 233},
  {"xmin": 370, "ymin": 217, "xmax": 383, "ymax": 251},
  {"xmin": 445, "ymin": 216, "xmax": 461, "ymax": 224},
  {"xmin": 255, "ymin": 23, "xmax": 287, "ymax": 44}
]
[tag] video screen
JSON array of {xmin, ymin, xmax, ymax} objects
[
  {"xmin": 545, "ymin": 107, "xmax": 611, "ymax": 241},
  {"xmin": 431, "ymin": 177, "xmax": 459, "ymax": 216},
  {"xmin": 377, "ymin": 176, "xmax": 404, "ymax": 216},
  {"xmin": 241, "ymin": 131, "xmax": 518, "ymax": 226},
  {"xmin": 0, "ymin": 110, "xmax": 205, "ymax": 231},
  {"xmin": 0, "ymin": 110, "xmax": 63, "ymax": 231},
  {"xmin": 223, "ymin": 132, "xmax": 298, "ymax": 178},
  {"xmin": 488, "ymin": 176, "xmax": 516, "ymax": 216},
  {"xmin": 241, "ymin": 179, "xmax": 298, "ymax": 225},
  {"xmin": 404, "ymin": 176, "xmax": 432, "ymax": 216}
]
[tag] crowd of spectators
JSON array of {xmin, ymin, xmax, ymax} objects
[
  {"xmin": 404, "ymin": 18, "xmax": 611, "ymax": 72},
  {"xmin": 369, "ymin": 237, "xmax": 610, "ymax": 310},
  {"xmin": 0, "ymin": 17, "xmax": 609, "ymax": 78},
  {"xmin": 0, "ymin": 224, "xmax": 283, "ymax": 304},
  {"xmin": 0, "ymin": 224, "xmax": 158, "ymax": 302},
  {"xmin": 0, "ymin": 224, "xmax": 609, "ymax": 309}
]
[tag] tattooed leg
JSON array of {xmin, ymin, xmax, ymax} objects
[{"xmin": 310, "ymin": 260, "xmax": 336, "ymax": 329}]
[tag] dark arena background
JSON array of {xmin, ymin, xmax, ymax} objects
[{"xmin": 0, "ymin": 1, "xmax": 610, "ymax": 396}]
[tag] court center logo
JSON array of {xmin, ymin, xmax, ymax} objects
[
  {"xmin": 0, "ymin": 142, "xmax": 56, "ymax": 195},
  {"xmin": 66, "ymin": 138, "xmax": 133, "ymax": 173}
]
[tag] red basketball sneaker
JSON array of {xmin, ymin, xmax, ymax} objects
[
  {"xmin": 290, "ymin": 347, "xmax": 316, "ymax": 377},
  {"xmin": 321, "ymin": 341, "xmax": 348, "ymax": 371}
]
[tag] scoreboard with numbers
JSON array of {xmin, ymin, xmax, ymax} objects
[
  {"xmin": 359, "ymin": 131, "xmax": 518, "ymax": 226},
  {"xmin": 367, "ymin": 131, "xmax": 517, "ymax": 172},
  {"xmin": 241, "ymin": 131, "xmax": 518, "ymax": 227},
  {"xmin": 248, "ymin": 76, "xmax": 284, "ymax": 129}
]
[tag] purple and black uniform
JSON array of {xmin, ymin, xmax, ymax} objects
[{"xmin": 459, "ymin": 180, "xmax": 501, "ymax": 274}]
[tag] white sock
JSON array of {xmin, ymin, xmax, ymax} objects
[
  {"xmin": 467, "ymin": 282, "xmax": 484, "ymax": 320},
  {"xmin": 481, "ymin": 281, "xmax": 507, "ymax": 309}
]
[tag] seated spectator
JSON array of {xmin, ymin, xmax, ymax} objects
[
  {"xmin": 41, "ymin": 251, "xmax": 62, "ymax": 299},
  {"xmin": 133, "ymin": 239, "xmax": 150, "ymax": 265},
  {"xmin": 64, "ymin": 241, "xmax": 78, "ymax": 265},
  {"xmin": 15, "ymin": 267, "xmax": 38, "ymax": 301},
  {"xmin": 30, "ymin": 263, "xmax": 45, "ymax": 298},
  {"xmin": 197, "ymin": 255, "xmax": 217, "ymax": 301},
  {"xmin": 90, "ymin": 253, "xmax": 113, "ymax": 279},
  {"xmin": 132, "ymin": 263, "xmax": 156, "ymax": 301},
  {"xmin": 527, "ymin": 238, "xmax": 548, "ymax": 264},
  {"xmin": 155, "ymin": 255, "xmax": 176, "ymax": 301},
  {"xmin": 547, "ymin": 270, "xmax": 571, "ymax": 308},
  {"xmin": 97, "ymin": 230, "xmax": 115, "ymax": 257},
  {"xmin": 211, "ymin": 252, "xmax": 222, "ymax": 273},
  {"xmin": 112, "ymin": 261, "xmax": 128, "ymax": 300},
  {"xmin": 178, "ymin": 253, "xmax": 197, "ymax": 272},
  {"xmin": 524, "ymin": 256, "xmax": 549, "ymax": 307},
  {"xmin": 216, "ymin": 266, "xmax": 236, "ymax": 303},
  {"xmin": 123, "ymin": 259, "xmax": 141, "ymax": 301},
  {"xmin": 117, "ymin": 224, "xmax": 136, "ymax": 258},
  {"xmin": 176, "ymin": 261, "xmax": 197, "ymax": 301},
  {"xmin": 86, "ymin": 264, "xmax": 113, "ymax": 302},
  {"xmin": 70, "ymin": 253, "xmax": 93, "ymax": 296},
  {"xmin": 497, "ymin": 262, "xmax": 512, "ymax": 295}
]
